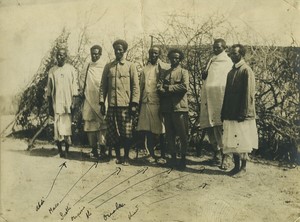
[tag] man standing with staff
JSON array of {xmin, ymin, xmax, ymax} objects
[{"xmin": 99, "ymin": 39, "xmax": 140, "ymax": 165}]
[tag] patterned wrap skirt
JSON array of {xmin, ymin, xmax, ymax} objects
[{"xmin": 105, "ymin": 107, "xmax": 133, "ymax": 146}]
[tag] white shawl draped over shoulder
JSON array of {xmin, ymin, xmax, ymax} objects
[
  {"xmin": 79, "ymin": 61, "xmax": 105, "ymax": 125},
  {"xmin": 199, "ymin": 51, "xmax": 233, "ymax": 129}
]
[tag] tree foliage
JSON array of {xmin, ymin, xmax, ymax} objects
[
  {"xmin": 14, "ymin": 28, "xmax": 89, "ymax": 135},
  {"xmin": 12, "ymin": 15, "xmax": 299, "ymax": 163},
  {"xmin": 249, "ymin": 45, "xmax": 300, "ymax": 161},
  {"xmin": 16, "ymin": 29, "xmax": 71, "ymax": 130},
  {"xmin": 130, "ymin": 14, "xmax": 300, "ymax": 163}
]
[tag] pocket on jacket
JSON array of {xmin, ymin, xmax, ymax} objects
[
  {"xmin": 119, "ymin": 71, "xmax": 130, "ymax": 78},
  {"xmin": 119, "ymin": 72, "xmax": 130, "ymax": 87}
]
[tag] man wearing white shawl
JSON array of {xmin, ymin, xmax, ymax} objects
[
  {"xmin": 80, "ymin": 45, "xmax": 107, "ymax": 158},
  {"xmin": 199, "ymin": 39, "xmax": 233, "ymax": 164}
]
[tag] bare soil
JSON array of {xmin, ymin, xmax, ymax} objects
[{"xmin": 0, "ymin": 136, "xmax": 299, "ymax": 222}]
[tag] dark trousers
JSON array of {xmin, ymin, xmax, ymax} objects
[{"xmin": 163, "ymin": 112, "xmax": 189, "ymax": 155}]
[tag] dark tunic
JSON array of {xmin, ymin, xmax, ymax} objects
[{"xmin": 157, "ymin": 65, "xmax": 189, "ymax": 113}]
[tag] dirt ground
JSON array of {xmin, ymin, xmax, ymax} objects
[{"xmin": 0, "ymin": 135, "xmax": 299, "ymax": 222}]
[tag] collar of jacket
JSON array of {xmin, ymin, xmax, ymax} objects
[
  {"xmin": 234, "ymin": 59, "xmax": 245, "ymax": 68},
  {"xmin": 113, "ymin": 57, "xmax": 126, "ymax": 65},
  {"xmin": 147, "ymin": 58, "xmax": 162, "ymax": 66},
  {"xmin": 170, "ymin": 64, "xmax": 181, "ymax": 71}
]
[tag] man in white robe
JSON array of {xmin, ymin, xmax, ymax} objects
[
  {"xmin": 47, "ymin": 48, "xmax": 79, "ymax": 158},
  {"xmin": 199, "ymin": 39, "xmax": 233, "ymax": 164},
  {"xmin": 79, "ymin": 45, "xmax": 106, "ymax": 158}
]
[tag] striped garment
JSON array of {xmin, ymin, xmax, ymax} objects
[{"xmin": 105, "ymin": 107, "xmax": 133, "ymax": 146}]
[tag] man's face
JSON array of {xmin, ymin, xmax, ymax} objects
[
  {"xmin": 114, "ymin": 44, "xmax": 125, "ymax": 61},
  {"xmin": 213, "ymin": 42, "xmax": 224, "ymax": 55},
  {"xmin": 91, "ymin": 48, "xmax": 101, "ymax": 62},
  {"xmin": 56, "ymin": 49, "xmax": 66, "ymax": 67},
  {"xmin": 169, "ymin": 52, "xmax": 181, "ymax": 68},
  {"xmin": 230, "ymin": 47, "xmax": 242, "ymax": 64},
  {"xmin": 149, "ymin": 47, "xmax": 160, "ymax": 65}
]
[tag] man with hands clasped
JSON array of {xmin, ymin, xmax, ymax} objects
[{"xmin": 157, "ymin": 48, "xmax": 189, "ymax": 169}]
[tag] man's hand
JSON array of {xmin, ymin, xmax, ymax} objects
[
  {"xmin": 99, "ymin": 102, "xmax": 106, "ymax": 116},
  {"xmin": 202, "ymin": 70, "xmax": 208, "ymax": 80},
  {"xmin": 48, "ymin": 96, "xmax": 54, "ymax": 117},
  {"xmin": 237, "ymin": 116, "xmax": 245, "ymax": 122},
  {"xmin": 129, "ymin": 102, "xmax": 138, "ymax": 117},
  {"xmin": 49, "ymin": 106, "xmax": 54, "ymax": 117},
  {"xmin": 71, "ymin": 96, "xmax": 80, "ymax": 114},
  {"xmin": 157, "ymin": 87, "xmax": 166, "ymax": 95},
  {"xmin": 163, "ymin": 84, "xmax": 170, "ymax": 92},
  {"xmin": 79, "ymin": 90, "xmax": 85, "ymax": 100}
]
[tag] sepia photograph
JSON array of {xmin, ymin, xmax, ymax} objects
[{"xmin": 0, "ymin": 0, "xmax": 299, "ymax": 221}]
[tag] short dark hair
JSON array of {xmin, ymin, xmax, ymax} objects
[
  {"xmin": 113, "ymin": 39, "xmax": 128, "ymax": 52},
  {"xmin": 148, "ymin": 46, "xmax": 161, "ymax": 55},
  {"xmin": 90, "ymin": 45, "xmax": 102, "ymax": 54},
  {"xmin": 57, "ymin": 47, "xmax": 68, "ymax": 55},
  {"xmin": 214, "ymin": 38, "xmax": 226, "ymax": 49},
  {"xmin": 232, "ymin": 44, "xmax": 246, "ymax": 57},
  {"xmin": 167, "ymin": 48, "xmax": 184, "ymax": 61}
]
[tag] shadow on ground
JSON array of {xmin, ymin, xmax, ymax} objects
[{"xmin": 7, "ymin": 146, "xmax": 101, "ymax": 163}]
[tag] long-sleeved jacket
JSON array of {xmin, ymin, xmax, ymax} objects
[
  {"xmin": 221, "ymin": 60, "xmax": 256, "ymax": 121},
  {"xmin": 99, "ymin": 58, "xmax": 140, "ymax": 107},
  {"xmin": 140, "ymin": 59, "xmax": 170, "ymax": 105},
  {"xmin": 157, "ymin": 65, "xmax": 189, "ymax": 113}
]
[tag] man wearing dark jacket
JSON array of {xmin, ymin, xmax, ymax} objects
[{"xmin": 157, "ymin": 48, "xmax": 189, "ymax": 169}]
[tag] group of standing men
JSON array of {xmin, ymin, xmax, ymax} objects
[{"xmin": 47, "ymin": 38, "xmax": 258, "ymax": 176}]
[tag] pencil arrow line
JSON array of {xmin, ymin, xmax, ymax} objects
[
  {"xmin": 59, "ymin": 161, "xmax": 98, "ymax": 204},
  {"xmin": 131, "ymin": 174, "xmax": 190, "ymax": 201},
  {"xmin": 148, "ymin": 194, "xmax": 180, "ymax": 205},
  {"xmin": 59, "ymin": 161, "xmax": 67, "ymax": 168},
  {"xmin": 89, "ymin": 168, "xmax": 143, "ymax": 204},
  {"xmin": 95, "ymin": 168, "xmax": 172, "ymax": 208},
  {"xmin": 45, "ymin": 161, "xmax": 67, "ymax": 199},
  {"xmin": 73, "ymin": 167, "xmax": 121, "ymax": 206}
]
